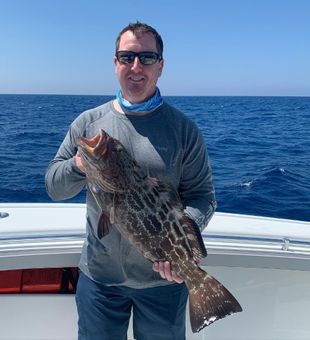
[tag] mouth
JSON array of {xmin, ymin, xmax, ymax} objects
[
  {"xmin": 76, "ymin": 129, "xmax": 109, "ymax": 159},
  {"xmin": 128, "ymin": 75, "xmax": 145, "ymax": 83}
]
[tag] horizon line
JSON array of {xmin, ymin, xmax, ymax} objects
[{"xmin": 0, "ymin": 93, "xmax": 309, "ymax": 98}]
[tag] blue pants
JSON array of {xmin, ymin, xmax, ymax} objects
[{"xmin": 76, "ymin": 272, "xmax": 188, "ymax": 340}]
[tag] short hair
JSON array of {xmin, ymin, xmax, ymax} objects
[{"xmin": 115, "ymin": 21, "xmax": 164, "ymax": 57}]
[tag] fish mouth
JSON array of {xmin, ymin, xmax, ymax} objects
[
  {"xmin": 77, "ymin": 129, "xmax": 109, "ymax": 159},
  {"xmin": 76, "ymin": 129, "xmax": 129, "ymax": 193}
]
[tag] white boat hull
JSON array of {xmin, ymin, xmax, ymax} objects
[{"xmin": 0, "ymin": 203, "xmax": 310, "ymax": 340}]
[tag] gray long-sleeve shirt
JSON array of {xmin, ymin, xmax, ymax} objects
[{"xmin": 45, "ymin": 100, "xmax": 216, "ymax": 288}]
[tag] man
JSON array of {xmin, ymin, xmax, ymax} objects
[{"xmin": 45, "ymin": 22, "xmax": 216, "ymax": 340}]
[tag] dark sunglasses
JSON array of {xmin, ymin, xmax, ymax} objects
[{"xmin": 115, "ymin": 51, "xmax": 162, "ymax": 65}]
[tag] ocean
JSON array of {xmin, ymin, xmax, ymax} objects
[{"xmin": 0, "ymin": 94, "xmax": 309, "ymax": 222}]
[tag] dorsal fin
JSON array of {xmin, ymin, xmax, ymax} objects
[
  {"xmin": 147, "ymin": 177, "xmax": 183, "ymax": 209},
  {"xmin": 147, "ymin": 177, "xmax": 172, "ymax": 192},
  {"xmin": 179, "ymin": 215, "xmax": 207, "ymax": 261}
]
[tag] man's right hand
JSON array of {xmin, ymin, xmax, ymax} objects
[{"xmin": 75, "ymin": 151, "xmax": 86, "ymax": 173}]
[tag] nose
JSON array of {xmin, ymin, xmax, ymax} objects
[{"xmin": 131, "ymin": 56, "xmax": 143, "ymax": 72}]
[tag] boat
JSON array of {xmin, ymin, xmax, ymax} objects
[{"xmin": 1, "ymin": 203, "xmax": 310, "ymax": 340}]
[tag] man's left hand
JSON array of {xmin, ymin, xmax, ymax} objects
[{"xmin": 152, "ymin": 261, "xmax": 183, "ymax": 283}]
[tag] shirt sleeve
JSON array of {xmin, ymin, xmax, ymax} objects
[
  {"xmin": 45, "ymin": 122, "xmax": 86, "ymax": 201},
  {"xmin": 179, "ymin": 121, "xmax": 217, "ymax": 231}
]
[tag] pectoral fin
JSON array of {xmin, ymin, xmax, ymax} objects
[{"xmin": 97, "ymin": 212, "xmax": 113, "ymax": 239}]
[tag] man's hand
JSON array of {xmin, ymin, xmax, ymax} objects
[
  {"xmin": 75, "ymin": 151, "xmax": 86, "ymax": 173},
  {"xmin": 152, "ymin": 261, "xmax": 183, "ymax": 284}
]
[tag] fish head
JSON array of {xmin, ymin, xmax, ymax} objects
[{"xmin": 76, "ymin": 129, "xmax": 134, "ymax": 193}]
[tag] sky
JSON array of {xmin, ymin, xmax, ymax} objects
[{"xmin": 0, "ymin": 0, "xmax": 309, "ymax": 96}]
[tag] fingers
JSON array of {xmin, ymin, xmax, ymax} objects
[
  {"xmin": 152, "ymin": 261, "xmax": 183, "ymax": 284},
  {"xmin": 75, "ymin": 151, "xmax": 86, "ymax": 173}
]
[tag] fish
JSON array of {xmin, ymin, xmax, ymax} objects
[{"xmin": 76, "ymin": 129, "xmax": 242, "ymax": 333}]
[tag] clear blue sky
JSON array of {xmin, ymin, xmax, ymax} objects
[{"xmin": 1, "ymin": 0, "xmax": 309, "ymax": 96}]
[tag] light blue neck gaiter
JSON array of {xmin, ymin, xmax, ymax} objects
[{"xmin": 116, "ymin": 87, "xmax": 163, "ymax": 113}]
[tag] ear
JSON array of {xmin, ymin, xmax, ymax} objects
[
  {"xmin": 158, "ymin": 58, "xmax": 164, "ymax": 77},
  {"xmin": 114, "ymin": 56, "xmax": 118, "ymax": 72}
]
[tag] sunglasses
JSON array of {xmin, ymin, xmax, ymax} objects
[{"xmin": 115, "ymin": 51, "xmax": 162, "ymax": 65}]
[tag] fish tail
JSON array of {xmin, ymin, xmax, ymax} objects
[{"xmin": 187, "ymin": 267, "xmax": 242, "ymax": 333}]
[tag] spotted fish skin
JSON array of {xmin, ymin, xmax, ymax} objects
[{"xmin": 77, "ymin": 129, "xmax": 242, "ymax": 333}]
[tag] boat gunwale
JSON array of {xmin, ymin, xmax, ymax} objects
[{"xmin": 1, "ymin": 203, "xmax": 310, "ymax": 271}]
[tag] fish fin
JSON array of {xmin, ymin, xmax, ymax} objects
[
  {"xmin": 148, "ymin": 177, "xmax": 183, "ymax": 209},
  {"xmin": 187, "ymin": 267, "xmax": 242, "ymax": 333},
  {"xmin": 97, "ymin": 212, "xmax": 112, "ymax": 239},
  {"xmin": 148, "ymin": 177, "xmax": 172, "ymax": 193},
  {"xmin": 180, "ymin": 215, "xmax": 207, "ymax": 260}
]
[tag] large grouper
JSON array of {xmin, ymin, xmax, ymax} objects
[{"xmin": 76, "ymin": 129, "xmax": 242, "ymax": 333}]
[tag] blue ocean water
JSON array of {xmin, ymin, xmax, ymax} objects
[{"xmin": 0, "ymin": 94, "xmax": 309, "ymax": 222}]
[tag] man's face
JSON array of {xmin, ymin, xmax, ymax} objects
[{"xmin": 114, "ymin": 30, "xmax": 164, "ymax": 104}]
